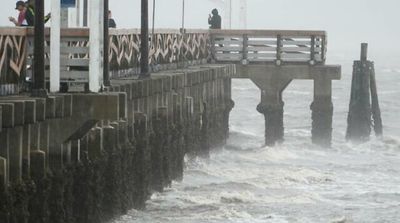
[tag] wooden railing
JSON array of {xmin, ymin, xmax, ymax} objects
[
  {"xmin": 210, "ymin": 29, "xmax": 327, "ymax": 65},
  {"xmin": 108, "ymin": 29, "xmax": 209, "ymax": 78},
  {"xmin": 0, "ymin": 27, "xmax": 210, "ymax": 95},
  {"xmin": 0, "ymin": 28, "xmax": 27, "ymax": 95},
  {"xmin": 0, "ymin": 28, "xmax": 328, "ymax": 96}
]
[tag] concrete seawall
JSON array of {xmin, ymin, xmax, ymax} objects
[{"xmin": 0, "ymin": 64, "xmax": 235, "ymax": 223}]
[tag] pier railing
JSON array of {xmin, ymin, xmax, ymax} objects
[
  {"xmin": 0, "ymin": 27, "xmax": 210, "ymax": 95},
  {"xmin": 0, "ymin": 27, "xmax": 328, "ymax": 95},
  {"xmin": 209, "ymin": 29, "xmax": 327, "ymax": 65}
]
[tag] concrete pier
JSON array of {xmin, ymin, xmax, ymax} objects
[
  {"xmin": 0, "ymin": 64, "xmax": 235, "ymax": 223},
  {"xmin": 237, "ymin": 64, "xmax": 340, "ymax": 146}
]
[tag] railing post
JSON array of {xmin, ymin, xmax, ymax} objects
[
  {"xmin": 242, "ymin": 34, "xmax": 248, "ymax": 64},
  {"xmin": 321, "ymin": 35, "xmax": 327, "ymax": 64},
  {"xmin": 310, "ymin": 35, "xmax": 315, "ymax": 65},
  {"xmin": 276, "ymin": 35, "xmax": 282, "ymax": 65},
  {"xmin": 210, "ymin": 34, "xmax": 216, "ymax": 63}
]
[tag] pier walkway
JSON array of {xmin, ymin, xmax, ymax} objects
[{"xmin": 0, "ymin": 27, "xmax": 340, "ymax": 223}]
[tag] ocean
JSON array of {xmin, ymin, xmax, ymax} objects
[{"xmin": 113, "ymin": 56, "xmax": 400, "ymax": 223}]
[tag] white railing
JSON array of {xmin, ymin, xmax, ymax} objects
[{"xmin": 210, "ymin": 30, "xmax": 327, "ymax": 65}]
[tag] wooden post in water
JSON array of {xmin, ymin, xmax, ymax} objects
[{"xmin": 346, "ymin": 43, "xmax": 383, "ymax": 141}]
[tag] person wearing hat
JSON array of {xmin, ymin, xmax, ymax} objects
[
  {"xmin": 208, "ymin": 8, "xmax": 222, "ymax": 29},
  {"xmin": 8, "ymin": 1, "xmax": 28, "ymax": 26}
]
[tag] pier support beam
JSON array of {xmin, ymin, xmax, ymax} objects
[
  {"xmin": 311, "ymin": 77, "xmax": 333, "ymax": 146},
  {"xmin": 257, "ymin": 94, "xmax": 285, "ymax": 146},
  {"xmin": 250, "ymin": 73, "xmax": 291, "ymax": 146}
]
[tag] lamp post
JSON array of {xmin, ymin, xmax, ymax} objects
[
  {"xmin": 152, "ymin": 0, "xmax": 156, "ymax": 35},
  {"xmin": 181, "ymin": 0, "xmax": 185, "ymax": 30},
  {"xmin": 103, "ymin": 0, "xmax": 110, "ymax": 86},
  {"xmin": 83, "ymin": 0, "xmax": 88, "ymax": 26},
  {"xmin": 140, "ymin": 0, "xmax": 150, "ymax": 78},
  {"xmin": 33, "ymin": 0, "xmax": 46, "ymax": 96}
]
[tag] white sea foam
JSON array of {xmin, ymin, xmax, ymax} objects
[{"xmin": 114, "ymin": 59, "xmax": 400, "ymax": 223}]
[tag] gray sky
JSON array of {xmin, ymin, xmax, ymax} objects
[{"xmin": 1, "ymin": 0, "xmax": 399, "ymax": 59}]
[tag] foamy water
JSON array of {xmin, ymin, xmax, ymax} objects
[{"xmin": 113, "ymin": 60, "xmax": 400, "ymax": 223}]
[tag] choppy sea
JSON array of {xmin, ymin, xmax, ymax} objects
[{"xmin": 113, "ymin": 55, "xmax": 400, "ymax": 223}]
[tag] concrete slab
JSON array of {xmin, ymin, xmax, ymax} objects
[
  {"xmin": 236, "ymin": 64, "xmax": 341, "ymax": 80},
  {"xmin": 72, "ymin": 93, "xmax": 120, "ymax": 121}
]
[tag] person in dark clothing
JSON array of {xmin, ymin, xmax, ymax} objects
[
  {"xmin": 108, "ymin": 10, "xmax": 116, "ymax": 28},
  {"xmin": 208, "ymin": 8, "xmax": 221, "ymax": 29},
  {"xmin": 25, "ymin": 0, "xmax": 51, "ymax": 26}
]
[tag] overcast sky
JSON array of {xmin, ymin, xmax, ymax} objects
[{"xmin": 1, "ymin": 0, "xmax": 399, "ymax": 61}]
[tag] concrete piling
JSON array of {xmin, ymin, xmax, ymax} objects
[
  {"xmin": 311, "ymin": 77, "xmax": 333, "ymax": 146},
  {"xmin": 257, "ymin": 101, "xmax": 285, "ymax": 146},
  {"xmin": 87, "ymin": 127, "xmax": 103, "ymax": 160},
  {"xmin": 8, "ymin": 127, "xmax": 23, "ymax": 182},
  {"xmin": 252, "ymin": 77, "xmax": 290, "ymax": 146},
  {"xmin": 0, "ymin": 65, "xmax": 235, "ymax": 222},
  {"xmin": 70, "ymin": 140, "xmax": 80, "ymax": 162},
  {"xmin": 30, "ymin": 150, "xmax": 46, "ymax": 181},
  {"xmin": 0, "ymin": 157, "xmax": 6, "ymax": 188},
  {"xmin": 22, "ymin": 125, "xmax": 31, "ymax": 179}
]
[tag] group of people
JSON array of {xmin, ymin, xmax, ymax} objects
[
  {"xmin": 8, "ymin": 0, "xmax": 117, "ymax": 28},
  {"xmin": 9, "ymin": 0, "xmax": 50, "ymax": 27},
  {"xmin": 9, "ymin": 1, "xmax": 216, "ymax": 29},
  {"xmin": 9, "ymin": 1, "xmax": 219, "ymax": 29}
]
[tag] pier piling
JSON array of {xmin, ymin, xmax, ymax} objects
[
  {"xmin": 311, "ymin": 76, "xmax": 333, "ymax": 146},
  {"xmin": 346, "ymin": 43, "xmax": 383, "ymax": 141}
]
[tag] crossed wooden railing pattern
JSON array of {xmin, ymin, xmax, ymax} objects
[
  {"xmin": 0, "ymin": 28, "xmax": 27, "ymax": 95},
  {"xmin": 108, "ymin": 29, "xmax": 210, "ymax": 74}
]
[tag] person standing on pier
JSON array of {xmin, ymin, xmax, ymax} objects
[
  {"xmin": 8, "ymin": 1, "xmax": 28, "ymax": 26},
  {"xmin": 25, "ymin": 0, "xmax": 51, "ymax": 26},
  {"xmin": 108, "ymin": 10, "xmax": 117, "ymax": 28},
  {"xmin": 208, "ymin": 8, "xmax": 221, "ymax": 29}
]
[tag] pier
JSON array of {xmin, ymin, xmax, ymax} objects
[{"xmin": 0, "ymin": 23, "xmax": 340, "ymax": 223}]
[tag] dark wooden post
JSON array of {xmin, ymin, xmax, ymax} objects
[
  {"xmin": 140, "ymin": 0, "xmax": 150, "ymax": 78},
  {"xmin": 276, "ymin": 35, "xmax": 282, "ymax": 65},
  {"xmin": 33, "ymin": 0, "xmax": 47, "ymax": 96},
  {"xmin": 103, "ymin": 0, "xmax": 110, "ymax": 86},
  {"xmin": 346, "ymin": 43, "xmax": 383, "ymax": 141},
  {"xmin": 321, "ymin": 35, "xmax": 327, "ymax": 64},
  {"xmin": 242, "ymin": 34, "xmax": 248, "ymax": 64},
  {"xmin": 310, "ymin": 35, "xmax": 315, "ymax": 63}
]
